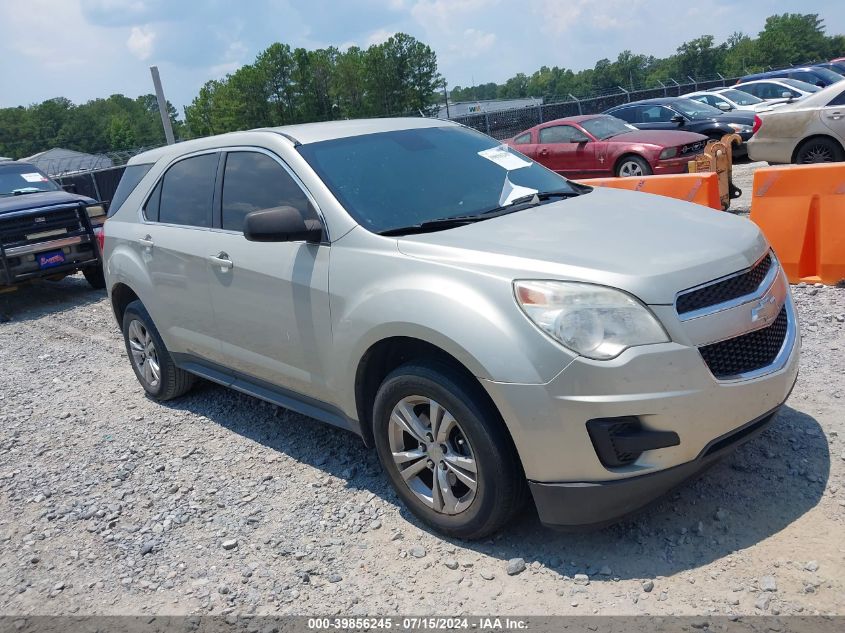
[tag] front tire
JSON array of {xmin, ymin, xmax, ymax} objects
[
  {"xmin": 615, "ymin": 155, "xmax": 652, "ymax": 177},
  {"xmin": 372, "ymin": 361, "xmax": 526, "ymax": 539},
  {"xmin": 795, "ymin": 137, "xmax": 844, "ymax": 164},
  {"xmin": 122, "ymin": 300, "xmax": 195, "ymax": 400}
]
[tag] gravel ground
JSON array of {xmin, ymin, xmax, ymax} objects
[{"xmin": 1, "ymin": 204, "xmax": 844, "ymax": 617}]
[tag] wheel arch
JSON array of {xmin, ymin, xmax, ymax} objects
[
  {"xmin": 791, "ymin": 134, "xmax": 845, "ymax": 163},
  {"xmin": 613, "ymin": 152, "xmax": 650, "ymax": 176},
  {"xmin": 110, "ymin": 282, "xmax": 140, "ymax": 327}
]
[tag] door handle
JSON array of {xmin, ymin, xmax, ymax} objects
[
  {"xmin": 540, "ymin": 148, "xmax": 549, "ymax": 156},
  {"xmin": 828, "ymin": 111, "xmax": 842, "ymax": 120},
  {"xmin": 208, "ymin": 252, "xmax": 233, "ymax": 271},
  {"xmin": 138, "ymin": 235, "xmax": 154, "ymax": 248}
]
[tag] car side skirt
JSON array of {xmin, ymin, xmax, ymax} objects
[{"xmin": 171, "ymin": 352, "xmax": 362, "ymax": 437}]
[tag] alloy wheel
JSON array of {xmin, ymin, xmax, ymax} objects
[
  {"xmin": 618, "ymin": 160, "xmax": 644, "ymax": 176},
  {"xmin": 127, "ymin": 319, "xmax": 161, "ymax": 389},
  {"xmin": 387, "ymin": 395, "xmax": 478, "ymax": 515},
  {"xmin": 800, "ymin": 144, "xmax": 834, "ymax": 163}
]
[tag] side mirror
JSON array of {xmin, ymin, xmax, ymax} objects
[
  {"xmin": 781, "ymin": 91, "xmax": 793, "ymax": 99},
  {"xmin": 670, "ymin": 114, "xmax": 685, "ymax": 124},
  {"xmin": 243, "ymin": 206, "xmax": 323, "ymax": 243},
  {"xmin": 570, "ymin": 133, "xmax": 590, "ymax": 144},
  {"xmin": 717, "ymin": 102, "xmax": 731, "ymax": 111}
]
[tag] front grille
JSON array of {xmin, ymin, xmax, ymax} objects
[
  {"xmin": 677, "ymin": 253, "xmax": 773, "ymax": 315},
  {"xmin": 680, "ymin": 140, "xmax": 706, "ymax": 155},
  {"xmin": 0, "ymin": 207, "xmax": 84, "ymax": 247},
  {"xmin": 699, "ymin": 305, "xmax": 788, "ymax": 379}
]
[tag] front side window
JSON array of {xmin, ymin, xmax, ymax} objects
[
  {"xmin": 539, "ymin": 125, "xmax": 582, "ymax": 143},
  {"xmin": 609, "ymin": 106, "xmax": 639, "ymax": 123},
  {"xmin": 157, "ymin": 153, "xmax": 217, "ymax": 227},
  {"xmin": 641, "ymin": 106, "xmax": 676, "ymax": 122},
  {"xmin": 221, "ymin": 151, "xmax": 313, "ymax": 232},
  {"xmin": 827, "ymin": 89, "xmax": 845, "ymax": 107},
  {"xmin": 721, "ymin": 89, "xmax": 762, "ymax": 106},
  {"xmin": 670, "ymin": 100, "xmax": 722, "ymax": 119},
  {"xmin": 297, "ymin": 126, "xmax": 579, "ymax": 234},
  {"xmin": 782, "ymin": 79, "xmax": 820, "ymax": 93}
]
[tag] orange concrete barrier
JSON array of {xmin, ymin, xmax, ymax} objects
[
  {"xmin": 578, "ymin": 173, "xmax": 722, "ymax": 211},
  {"xmin": 749, "ymin": 163, "xmax": 845, "ymax": 286}
]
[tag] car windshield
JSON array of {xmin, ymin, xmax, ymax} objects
[
  {"xmin": 0, "ymin": 163, "xmax": 60, "ymax": 197},
  {"xmin": 720, "ymin": 89, "xmax": 763, "ymax": 105},
  {"xmin": 297, "ymin": 126, "xmax": 579, "ymax": 234},
  {"xmin": 580, "ymin": 115, "xmax": 637, "ymax": 139},
  {"xmin": 670, "ymin": 99, "xmax": 724, "ymax": 119},
  {"xmin": 782, "ymin": 79, "xmax": 821, "ymax": 93}
]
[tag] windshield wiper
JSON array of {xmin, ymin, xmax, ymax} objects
[{"xmin": 378, "ymin": 189, "xmax": 586, "ymax": 236}]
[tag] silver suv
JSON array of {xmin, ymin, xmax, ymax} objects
[{"xmin": 104, "ymin": 118, "xmax": 799, "ymax": 538}]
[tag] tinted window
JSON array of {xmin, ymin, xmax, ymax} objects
[
  {"xmin": 539, "ymin": 125, "xmax": 582, "ymax": 143},
  {"xmin": 297, "ymin": 126, "xmax": 579, "ymax": 234},
  {"xmin": 641, "ymin": 106, "xmax": 675, "ymax": 122},
  {"xmin": 144, "ymin": 180, "xmax": 162, "ymax": 222},
  {"xmin": 513, "ymin": 132, "xmax": 531, "ymax": 144},
  {"xmin": 610, "ymin": 106, "xmax": 639, "ymax": 123},
  {"xmin": 158, "ymin": 153, "xmax": 217, "ymax": 227},
  {"xmin": 221, "ymin": 152, "xmax": 312, "ymax": 232},
  {"xmin": 781, "ymin": 79, "xmax": 820, "ymax": 93},
  {"xmin": 828, "ymin": 90, "xmax": 845, "ymax": 107},
  {"xmin": 108, "ymin": 163, "xmax": 152, "ymax": 217}
]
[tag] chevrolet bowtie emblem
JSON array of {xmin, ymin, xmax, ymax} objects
[{"xmin": 751, "ymin": 295, "xmax": 779, "ymax": 324}]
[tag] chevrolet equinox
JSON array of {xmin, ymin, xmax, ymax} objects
[{"xmin": 103, "ymin": 118, "xmax": 800, "ymax": 538}]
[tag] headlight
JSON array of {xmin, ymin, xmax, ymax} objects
[
  {"xmin": 514, "ymin": 281, "xmax": 669, "ymax": 360},
  {"xmin": 659, "ymin": 147, "xmax": 678, "ymax": 159},
  {"xmin": 86, "ymin": 204, "xmax": 106, "ymax": 218}
]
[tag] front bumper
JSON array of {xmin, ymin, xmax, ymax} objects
[
  {"xmin": 481, "ymin": 265, "xmax": 800, "ymax": 528},
  {"xmin": 529, "ymin": 404, "xmax": 786, "ymax": 528}
]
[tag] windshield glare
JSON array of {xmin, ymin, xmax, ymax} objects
[
  {"xmin": 721, "ymin": 89, "xmax": 762, "ymax": 105},
  {"xmin": 0, "ymin": 163, "xmax": 60, "ymax": 196},
  {"xmin": 580, "ymin": 116, "xmax": 636, "ymax": 139},
  {"xmin": 297, "ymin": 126, "xmax": 577, "ymax": 234},
  {"xmin": 671, "ymin": 99, "xmax": 723, "ymax": 119}
]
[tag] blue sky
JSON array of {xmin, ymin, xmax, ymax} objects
[{"xmin": 1, "ymin": 0, "xmax": 844, "ymax": 114}]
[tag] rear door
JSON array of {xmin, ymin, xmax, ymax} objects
[
  {"xmin": 202, "ymin": 149, "xmax": 333, "ymax": 400},
  {"xmin": 535, "ymin": 124, "xmax": 595, "ymax": 177},
  {"xmin": 819, "ymin": 88, "xmax": 845, "ymax": 141},
  {"xmin": 139, "ymin": 152, "xmax": 222, "ymax": 364}
]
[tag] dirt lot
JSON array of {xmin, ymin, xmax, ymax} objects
[{"xmin": 1, "ymin": 194, "xmax": 843, "ymax": 617}]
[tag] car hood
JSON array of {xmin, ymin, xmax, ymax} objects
[
  {"xmin": 0, "ymin": 190, "xmax": 96, "ymax": 215},
  {"xmin": 396, "ymin": 187, "xmax": 768, "ymax": 305},
  {"xmin": 704, "ymin": 110, "xmax": 756, "ymax": 125},
  {"xmin": 609, "ymin": 130, "xmax": 707, "ymax": 146}
]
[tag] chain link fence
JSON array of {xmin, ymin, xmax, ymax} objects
[{"xmin": 449, "ymin": 75, "xmax": 740, "ymax": 140}]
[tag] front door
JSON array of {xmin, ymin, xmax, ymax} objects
[
  {"xmin": 536, "ymin": 124, "xmax": 595, "ymax": 177},
  {"xmin": 204, "ymin": 150, "xmax": 332, "ymax": 400}
]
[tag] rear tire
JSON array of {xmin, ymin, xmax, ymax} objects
[
  {"xmin": 794, "ymin": 137, "xmax": 844, "ymax": 164},
  {"xmin": 615, "ymin": 155, "xmax": 652, "ymax": 177},
  {"xmin": 122, "ymin": 300, "xmax": 195, "ymax": 401},
  {"xmin": 83, "ymin": 266, "xmax": 106, "ymax": 289},
  {"xmin": 372, "ymin": 361, "xmax": 526, "ymax": 539}
]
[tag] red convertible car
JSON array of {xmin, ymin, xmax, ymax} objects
[{"xmin": 506, "ymin": 114, "xmax": 708, "ymax": 178}]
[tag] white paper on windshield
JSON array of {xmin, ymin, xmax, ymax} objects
[
  {"xmin": 21, "ymin": 172, "xmax": 48, "ymax": 183},
  {"xmin": 478, "ymin": 145, "xmax": 531, "ymax": 171},
  {"xmin": 499, "ymin": 174, "xmax": 538, "ymax": 206}
]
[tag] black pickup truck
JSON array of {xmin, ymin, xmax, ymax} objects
[{"xmin": 0, "ymin": 161, "xmax": 106, "ymax": 290}]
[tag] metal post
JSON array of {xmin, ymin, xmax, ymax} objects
[
  {"xmin": 484, "ymin": 112, "xmax": 491, "ymax": 136},
  {"xmin": 537, "ymin": 100, "xmax": 543, "ymax": 124},
  {"xmin": 688, "ymin": 75, "xmax": 697, "ymax": 91},
  {"xmin": 656, "ymin": 80, "xmax": 666, "ymax": 98},
  {"xmin": 568, "ymin": 94, "xmax": 581, "ymax": 115},
  {"xmin": 717, "ymin": 72, "xmax": 726, "ymax": 87},
  {"xmin": 669, "ymin": 78, "xmax": 680, "ymax": 96},
  {"xmin": 150, "ymin": 66, "xmax": 175, "ymax": 145},
  {"xmin": 442, "ymin": 81, "xmax": 450, "ymax": 119},
  {"xmin": 617, "ymin": 86, "xmax": 630, "ymax": 102}
]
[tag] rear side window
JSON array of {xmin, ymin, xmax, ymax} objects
[
  {"xmin": 221, "ymin": 151, "xmax": 313, "ymax": 232},
  {"xmin": 108, "ymin": 163, "xmax": 152, "ymax": 217},
  {"xmin": 158, "ymin": 153, "xmax": 217, "ymax": 227},
  {"xmin": 827, "ymin": 90, "xmax": 845, "ymax": 107},
  {"xmin": 513, "ymin": 132, "xmax": 531, "ymax": 144}
]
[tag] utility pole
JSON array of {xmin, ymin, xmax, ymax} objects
[
  {"xmin": 150, "ymin": 65, "xmax": 176, "ymax": 145},
  {"xmin": 442, "ymin": 80, "xmax": 450, "ymax": 119}
]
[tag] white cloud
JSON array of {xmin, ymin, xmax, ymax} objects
[
  {"xmin": 126, "ymin": 25, "xmax": 156, "ymax": 60},
  {"xmin": 366, "ymin": 28, "xmax": 395, "ymax": 46},
  {"xmin": 452, "ymin": 28, "xmax": 496, "ymax": 59},
  {"xmin": 410, "ymin": 0, "xmax": 498, "ymax": 29}
]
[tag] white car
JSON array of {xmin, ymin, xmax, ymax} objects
[
  {"xmin": 685, "ymin": 88, "xmax": 787, "ymax": 112},
  {"xmin": 735, "ymin": 79, "xmax": 820, "ymax": 102},
  {"xmin": 748, "ymin": 83, "xmax": 845, "ymax": 164}
]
